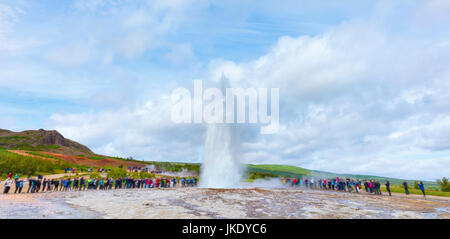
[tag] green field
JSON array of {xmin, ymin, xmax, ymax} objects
[
  {"xmin": 88, "ymin": 156, "xmax": 106, "ymax": 160},
  {"xmin": 380, "ymin": 185, "xmax": 450, "ymax": 197},
  {"xmin": 247, "ymin": 164, "xmax": 311, "ymax": 178},
  {"xmin": 26, "ymin": 151, "xmax": 63, "ymax": 160},
  {"xmin": 0, "ymin": 149, "xmax": 92, "ymax": 179},
  {"xmin": 0, "ymin": 148, "xmax": 67, "ymax": 178}
]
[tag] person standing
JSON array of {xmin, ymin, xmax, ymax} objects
[
  {"xmin": 42, "ymin": 179, "xmax": 47, "ymax": 192},
  {"xmin": 47, "ymin": 179, "xmax": 52, "ymax": 191},
  {"xmin": 385, "ymin": 181, "xmax": 391, "ymax": 196},
  {"xmin": 403, "ymin": 181, "xmax": 410, "ymax": 195},
  {"xmin": 376, "ymin": 180, "xmax": 382, "ymax": 195},
  {"xmin": 67, "ymin": 178, "xmax": 72, "ymax": 190},
  {"xmin": 35, "ymin": 178, "xmax": 41, "ymax": 193},
  {"xmin": 73, "ymin": 178, "xmax": 79, "ymax": 190},
  {"xmin": 27, "ymin": 178, "xmax": 34, "ymax": 193},
  {"xmin": 54, "ymin": 179, "xmax": 59, "ymax": 191},
  {"xmin": 60, "ymin": 178, "xmax": 64, "ymax": 191},
  {"xmin": 418, "ymin": 181, "xmax": 426, "ymax": 198},
  {"xmin": 363, "ymin": 180, "xmax": 368, "ymax": 192},
  {"xmin": 3, "ymin": 177, "xmax": 12, "ymax": 194},
  {"xmin": 79, "ymin": 177, "xmax": 84, "ymax": 190},
  {"xmin": 18, "ymin": 180, "xmax": 24, "ymax": 193},
  {"xmin": 14, "ymin": 176, "xmax": 21, "ymax": 193},
  {"xmin": 372, "ymin": 180, "xmax": 378, "ymax": 194}
]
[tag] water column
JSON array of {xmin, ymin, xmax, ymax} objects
[
  {"xmin": 200, "ymin": 75, "xmax": 242, "ymax": 188},
  {"xmin": 200, "ymin": 123, "xmax": 242, "ymax": 188}
]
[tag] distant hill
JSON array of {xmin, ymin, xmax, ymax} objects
[{"xmin": 0, "ymin": 128, "xmax": 94, "ymax": 156}]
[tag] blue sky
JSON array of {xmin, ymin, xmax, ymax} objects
[{"xmin": 1, "ymin": 0, "xmax": 450, "ymax": 180}]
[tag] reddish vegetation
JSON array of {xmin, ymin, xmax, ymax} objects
[{"xmin": 8, "ymin": 150, "xmax": 145, "ymax": 168}]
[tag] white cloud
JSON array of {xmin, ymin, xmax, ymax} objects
[
  {"xmin": 0, "ymin": 0, "xmax": 209, "ymax": 99},
  {"xmin": 47, "ymin": 94, "xmax": 205, "ymax": 161}
]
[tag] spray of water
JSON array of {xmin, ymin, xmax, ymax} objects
[
  {"xmin": 200, "ymin": 75, "xmax": 243, "ymax": 188},
  {"xmin": 200, "ymin": 123, "xmax": 242, "ymax": 188}
]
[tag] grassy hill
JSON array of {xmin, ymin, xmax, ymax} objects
[
  {"xmin": 247, "ymin": 164, "xmax": 311, "ymax": 177},
  {"xmin": 0, "ymin": 129, "xmax": 94, "ymax": 156}
]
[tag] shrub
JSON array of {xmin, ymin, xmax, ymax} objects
[
  {"xmin": 137, "ymin": 171, "xmax": 155, "ymax": 179},
  {"xmin": 437, "ymin": 177, "xmax": 450, "ymax": 192},
  {"xmin": 247, "ymin": 171, "xmax": 278, "ymax": 180},
  {"xmin": 107, "ymin": 168, "xmax": 127, "ymax": 178},
  {"xmin": 0, "ymin": 150, "xmax": 58, "ymax": 176}
]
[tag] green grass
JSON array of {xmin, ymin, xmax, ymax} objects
[
  {"xmin": 8, "ymin": 143, "xmax": 61, "ymax": 152},
  {"xmin": 381, "ymin": 185, "xmax": 450, "ymax": 197},
  {"xmin": 0, "ymin": 135, "xmax": 31, "ymax": 145},
  {"xmin": 110, "ymin": 156, "xmax": 149, "ymax": 164},
  {"xmin": 0, "ymin": 135, "xmax": 60, "ymax": 151},
  {"xmin": 246, "ymin": 164, "xmax": 311, "ymax": 178},
  {"xmin": 88, "ymin": 156, "xmax": 106, "ymax": 160},
  {"xmin": 0, "ymin": 148, "xmax": 57, "ymax": 178},
  {"xmin": 0, "ymin": 149, "xmax": 85, "ymax": 179},
  {"xmin": 246, "ymin": 171, "xmax": 278, "ymax": 182},
  {"xmin": 26, "ymin": 151, "xmax": 62, "ymax": 161}
]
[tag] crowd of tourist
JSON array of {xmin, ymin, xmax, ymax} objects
[
  {"xmin": 281, "ymin": 177, "xmax": 427, "ymax": 198},
  {"xmin": 1, "ymin": 172, "xmax": 428, "ymax": 198},
  {"xmin": 1, "ymin": 172, "xmax": 198, "ymax": 194}
]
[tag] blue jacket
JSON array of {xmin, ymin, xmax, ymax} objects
[{"xmin": 418, "ymin": 183, "xmax": 425, "ymax": 191}]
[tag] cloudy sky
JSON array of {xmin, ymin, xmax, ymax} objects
[{"xmin": 1, "ymin": 0, "xmax": 450, "ymax": 180}]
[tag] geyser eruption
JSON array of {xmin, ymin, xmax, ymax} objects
[
  {"xmin": 200, "ymin": 76, "xmax": 242, "ymax": 188},
  {"xmin": 200, "ymin": 123, "xmax": 242, "ymax": 188}
]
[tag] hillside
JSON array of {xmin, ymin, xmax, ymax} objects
[
  {"xmin": 0, "ymin": 129, "xmax": 93, "ymax": 156},
  {"xmin": 0, "ymin": 129, "xmax": 146, "ymax": 170}
]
